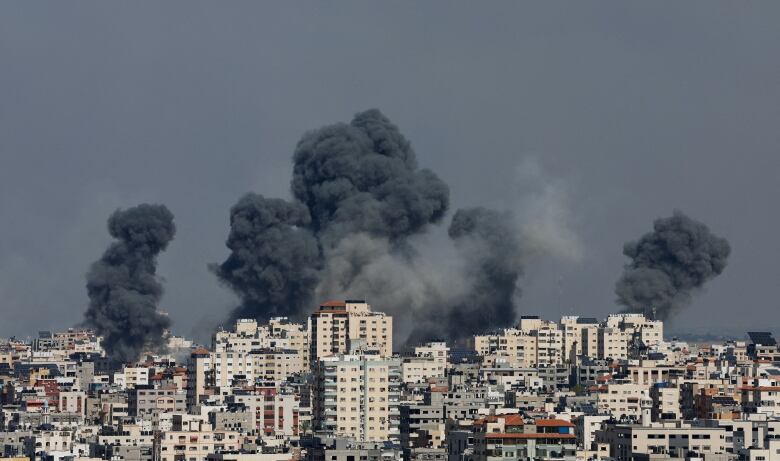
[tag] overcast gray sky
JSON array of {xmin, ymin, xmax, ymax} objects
[{"xmin": 1, "ymin": 2, "xmax": 778, "ymax": 342}]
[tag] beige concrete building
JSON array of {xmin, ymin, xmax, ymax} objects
[
  {"xmin": 596, "ymin": 383, "xmax": 648, "ymax": 420},
  {"xmin": 472, "ymin": 325, "xmax": 563, "ymax": 367},
  {"xmin": 313, "ymin": 354, "xmax": 401, "ymax": 442},
  {"xmin": 627, "ymin": 360, "xmax": 677, "ymax": 385},
  {"xmin": 606, "ymin": 313, "xmax": 664, "ymax": 348},
  {"xmin": 228, "ymin": 391, "xmax": 300, "ymax": 436},
  {"xmin": 157, "ymin": 414, "xmax": 241, "ymax": 461},
  {"xmin": 560, "ymin": 316, "xmax": 600, "ymax": 364},
  {"xmin": 596, "ymin": 422, "xmax": 726, "ymax": 461},
  {"xmin": 57, "ymin": 390, "xmax": 86, "ymax": 415},
  {"xmin": 650, "ymin": 385, "xmax": 681, "ymax": 421},
  {"xmin": 309, "ymin": 300, "xmax": 392, "ymax": 363},
  {"xmin": 597, "ymin": 327, "xmax": 630, "ymax": 360},
  {"xmin": 414, "ymin": 342, "xmax": 449, "ymax": 365},
  {"xmin": 535, "ymin": 325, "xmax": 564, "ymax": 366},
  {"xmin": 268, "ymin": 317, "xmax": 309, "ymax": 369},
  {"xmin": 115, "ymin": 366, "xmax": 149, "ymax": 389},
  {"xmin": 249, "ymin": 348, "xmax": 304, "ymax": 383},
  {"xmin": 401, "ymin": 357, "xmax": 445, "ymax": 384},
  {"xmin": 472, "ymin": 329, "xmax": 538, "ymax": 368},
  {"xmin": 211, "ymin": 317, "xmax": 309, "ymax": 388}
]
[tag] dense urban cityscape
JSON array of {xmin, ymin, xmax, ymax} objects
[
  {"xmin": 1, "ymin": 299, "xmax": 778, "ymax": 461},
  {"xmin": 3, "ymin": 3, "xmax": 779, "ymax": 461}
]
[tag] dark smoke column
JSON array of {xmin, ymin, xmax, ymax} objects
[
  {"xmin": 211, "ymin": 194, "xmax": 320, "ymax": 322},
  {"xmin": 292, "ymin": 109, "xmax": 450, "ymax": 248},
  {"xmin": 84, "ymin": 204, "xmax": 176, "ymax": 363},
  {"xmin": 615, "ymin": 211, "xmax": 730, "ymax": 320}
]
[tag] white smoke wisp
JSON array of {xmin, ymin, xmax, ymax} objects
[{"xmin": 513, "ymin": 157, "xmax": 584, "ymax": 265}]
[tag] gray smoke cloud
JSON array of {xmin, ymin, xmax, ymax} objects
[
  {"xmin": 615, "ymin": 211, "xmax": 731, "ymax": 321},
  {"xmin": 215, "ymin": 110, "xmax": 586, "ymax": 344},
  {"xmin": 406, "ymin": 207, "xmax": 526, "ymax": 344},
  {"xmin": 210, "ymin": 193, "xmax": 320, "ymax": 322},
  {"xmin": 214, "ymin": 109, "xmax": 450, "ymax": 323},
  {"xmin": 315, "ymin": 158, "xmax": 583, "ymax": 345},
  {"xmin": 84, "ymin": 204, "xmax": 175, "ymax": 363}
]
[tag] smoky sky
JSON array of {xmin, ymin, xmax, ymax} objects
[{"xmin": 1, "ymin": 2, "xmax": 780, "ymax": 341}]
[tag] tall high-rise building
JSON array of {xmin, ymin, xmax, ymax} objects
[
  {"xmin": 313, "ymin": 353, "xmax": 401, "ymax": 442},
  {"xmin": 309, "ymin": 300, "xmax": 393, "ymax": 364}
]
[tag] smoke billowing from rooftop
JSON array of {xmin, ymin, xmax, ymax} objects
[
  {"xmin": 84, "ymin": 204, "xmax": 175, "ymax": 363},
  {"xmin": 615, "ymin": 211, "xmax": 731, "ymax": 321},
  {"xmin": 215, "ymin": 109, "xmax": 581, "ymax": 344}
]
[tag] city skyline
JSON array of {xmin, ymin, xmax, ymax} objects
[{"xmin": 2, "ymin": 3, "xmax": 779, "ymax": 342}]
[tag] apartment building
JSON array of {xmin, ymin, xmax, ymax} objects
[
  {"xmin": 129, "ymin": 386, "xmax": 186, "ymax": 418},
  {"xmin": 606, "ymin": 313, "xmax": 664, "ymax": 348},
  {"xmin": 471, "ymin": 415, "xmax": 576, "ymax": 461},
  {"xmin": 313, "ymin": 354, "xmax": 401, "ymax": 442},
  {"xmin": 596, "ymin": 422, "xmax": 727, "ymax": 461},
  {"xmin": 472, "ymin": 329, "xmax": 537, "ymax": 368},
  {"xmin": 268, "ymin": 317, "xmax": 309, "ymax": 369},
  {"xmin": 187, "ymin": 348, "xmax": 211, "ymax": 409},
  {"xmin": 414, "ymin": 342, "xmax": 449, "ymax": 365},
  {"xmin": 211, "ymin": 318, "xmax": 309, "ymax": 388},
  {"xmin": 597, "ymin": 327, "xmax": 630, "ymax": 360},
  {"xmin": 228, "ymin": 390, "xmax": 300, "ymax": 436},
  {"xmin": 650, "ymin": 385, "xmax": 681, "ymax": 421},
  {"xmin": 560, "ymin": 316, "xmax": 599, "ymax": 363},
  {"xmin": 309, "ymin": 300, "xmax": 393, "ymax": 364},
  {"xmin": 401, "ymin": 357, "xmax": 445, "ymax": 385},
  {"xmin": 535, "ymin": 327, "xmax": 564, "ymax": 366},
  {"xmin": 156, "ymin": 414, "xmax": 241, "ymax": 461},
  {"xmin": 596, "ymin": 383, "xmax": 648, "ymax": 420},
  {"xmin": 250, "ymin": 348, "xmax": 304, "ymax": 383}
]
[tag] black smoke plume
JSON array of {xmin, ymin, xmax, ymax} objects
[
  {"xmin": 615, "ymin": 211, "xmax": 730, "ymax": 320},
  {"xmin": 214, "ymin": 109, "xmax": 450, "ymax": 323},
  {"xmin": 292, "ymin": 109, "xmax": 450, "ymax": 248},
  {"xmin": 84, "ymin": 204, "xmax": 175, "ymax": 363},
  {"xmin": 210, "ymin": 194, "xmax": 320, "ymax": 321}
]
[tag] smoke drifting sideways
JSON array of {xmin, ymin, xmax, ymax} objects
[
  {"xmin": 615, "ymin": 211, "xmax": 730, "ymax": 321},
  {"xmin": 84, "ymin": 204, "xmax": 175, "ymax": 363},
  {"xmin": 213, "ymin": 109, "xmax": 451, "ymax": 325}
]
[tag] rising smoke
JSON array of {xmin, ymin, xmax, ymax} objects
[
  {"xmin": 615, "ymin": 211, "xmax": 730, "ymax": 321},
  {"xmin": 210, "ymin": 194, "xmax": 320, "ymax": 321},
  {"xmin": 404, "ymin": 207, "xmax": 526, "ymax": 344},
  {"xmin": 291, "ymin": 108, "xmax": 450, "ymax": 248},
  {"xmin": 215, "ymin": 109, "xmax": 580, "ymax": 344},
  {"xmin": 214, "ymin": 109, "xmax": 451, "ymax": 325},
  {"xmin": 84, "ymin": 204, "xmax": 175, "ymax": 363}
]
